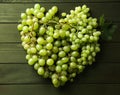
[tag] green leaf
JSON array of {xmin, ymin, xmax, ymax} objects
[
  {"xmin": 99, "ymin": 14, "xmax": 105, "ymax": 26},
  {"xmin": 98, "ymin": 15, "xmax": 117, "ymax": 41}
]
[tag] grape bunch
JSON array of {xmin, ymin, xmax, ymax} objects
[{"xmin": 17, "ymin": 4, "xmax": 101, "ymax": 87}]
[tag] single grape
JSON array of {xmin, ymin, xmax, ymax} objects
[
  {"xmin": 21, "ymin": 13, "xmax": 27, "ymax": 19},
  {"xmin": 60, "ymin": 75, "xmax": 67, "ymax": 82},
  {"xmin": 46, "ymin": 36, "xmax": 54, "ymax": 43},
  {"xmin": 28, "ymin": 58, "xmax": 35, "ymax": 65},
  {"xmin": 30, "ymin": 47, "xmax": 37, "ymax": 54},
  {"xmin": 46, "ymin": 43, "xmax": 53, "ymax": 50},
  {"xmin": 34, "ymin": 3, "xmax": 41, "ymax": 9},
  {"xmin": 38, "ymin": 67, "xmax": 45, "ymax": 75},
  {"xmin": 34, "ymin": 63, "xmax": 40, "ymax": 70},
  {"xmin": 39, "ymin": 58, "xmax": 45, "ymax": 66},
  {"xmin": 23, "ymin": 26, "xmax": 29, "ymax": 33},
  {"xmin": 39, "ymin": 49, "xmax": 47, "ymax": 56},
  {"xmin": 32, "ymin": 55, "xmax": 38, "ymax": 62},
  {"xmin": 37, "ymin": 37, "xmax": 45, "ymax": 45},
  {"xmin": 17, "ymin": 24, "xmax": 23, "ymax": 30},
  {"xmin": 55, "ymin": 65, "xmax": 62, "ymax": 73},
  {"xmin": 70, "ymin": 62, "xmax": 77, "ymax": 68},
  {"xmin": 47, "ymin": 59, "xmax": 54, "ymax": 66},
  {"xmin": 58, "ymin": 51, "xmax": 66, "ymax": 58},
  {"xmin": 62, "ymin": 64, "xmax": 68, "ymax": 70},
  {"xmin": 37, "ymin": 12, "xmax": 44, "ymax": 18}
]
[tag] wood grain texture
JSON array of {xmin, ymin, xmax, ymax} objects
[
  {"xmin": 0, "ymin": 0, "xmax": 120, "ymax": 95},
  {"xmin": 1, "ymin": 0, "xmax": 120, "ymax": 3},
  {"xmin": 0, "ymin": 84, "xmax": 120, "ymax": 95},
  {"xmin": 0, "ymin": 63, "xmax": 120, "ymax": 84}
]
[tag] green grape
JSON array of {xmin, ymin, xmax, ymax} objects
[
  {"xmin": 41, "ymin": 17, "xmax": 48, "ymax": 23},
  {"xmin": 62, "ymin": 64, "xmax": 68, "ymax": 70},
  {"xmin": 34, "ymin": 63, "xmax": 40, "ymax": 70},
  {"xmin": 39, "ymin": 49, "xmax": 47, "ymax": 56},
  {"xmin": 71, "ymin": 51, "xmax": 79, "ymax": 57},
  {"xmin": 52, "ymin": 46, "xmax": 59, "ymax": 53},
  {"xmin": 23, "ymin": 26, "xmax": 29, "ymax": 33},
  {"xmin": 17, "ymin": 24, "xmax": 23, "ymax": 30},
  {"xmin": 61, "ymin": 12, "xmax": 66, "ymax": 17},
  {"xmin": 52, "ymin": 78, "xmax": 60, "ymax": 87},
  {"xmin": 23, "ymin": 44, "xmax": 29, "ymax": 50},
  {"xmin": 46, "ymin": 36, "xmax": 54, "ymax": 43},
  {"xmin": 26, "ymin": 19, "xmax": 33, "ymax": 26},
  {"xmin": 26, "ymin": 8, "xmax": 32, "ymax": 15},
  {"xmin": 54, "ymin": 40, "xmax": 61, "ymax": 47},
  {"xmin": 39, "ymin": 58, "xmax": 45, "ymax": 66},
  {"xmin": 70, "ymin": 56, "xmax": 77, "ymax": 62},
  {"xmin": 53, "ymin": 32, "xmax": 59, "ymax": 38},
  {"xmin": 47, "ymin": 50, "xmax": 52, "ymax": 56},
  {"xmin": 40, "ymin": 7, "xmax": 46, "ymax": 12},
  {"xmin": 59, "ymin": 30, "xmax": 66, "ymax": 38},
  {"xmin": 30, "ymin": 47, "xmax": 37, "ymax": 54},
  {"xmin": 52, "ymin": 73, "xmax": 58, "ymax": 79},
  {"xmin": 38, "ymin": 67, "xmax": 45, "ymax": 75},
  {"xmin": 32, "ymin": 55, "xmax": 38, "ymax": 62},
  {"xmin": 33, "ymin": 17, "xmax": 38, "ymax": 22},
  {"xmin": 36, "ymin": 44, "xmax": 42, "ymax": 51},
  {"xmin": 21, "ymin": 13, "xmax": 27, "ymax": 19},
  {"xmin": 51, "ymin": 54, "xmax": 57, "ymax": 60},
  {"xmin": 47, "ymin": 59, "xmax": 54, "ymax": 66},
  {"xmin": 51, "ymin": 6, "xmax": 58, "ymax": 13},
  {"xmin": 26, "ymin": 54, "xmax": 31, "ymax": 60},
  {"xmin": 60, "ymin": 75, "xmax": 67, "ymax": 82},
  {"xmin": 28, "ymin": 58, "xmax": 35, "ymax": 65},
  {"xmin": 24, "ymin": 36, "xmax": 30, "ymax": 42},
  {"xmin": 56, "ymin": 60, "xmax": 63, "ymax": 66},
  {"xmin": 55, "ymin": 65, "xmax": 62, "ymax": 73},
  {"xmin": 46, "ymin": 43, "xmax": 53, "ymax": 50},
  {"xmin": 37, "ymin": 12, "xmax": 44, "ymax": 18},
  {"xmin": 63, "ymin": 46, "xmax": 70, "ymax": 53},
  {"xmin": 37, "ymin": 37, "xmax": 45, "ymax": 45},
  {"xmin": 58, "ymin": 51, "xmax": 66, "ymax": 58},
  {"xmin": 33, "ymin": 22, "xmax": 39, "ymax": 30},
  {"xmin": 70, "ymin": 62, "xmax": 77, "ymax": 68},
  {"xmin": 71, "ymin": 44, "xmax": 78, "ymax": 50},
  {"xmin": 39, "ymin": 26, "xmax": 46, "ymax": 35},
  {"xmin": 34, "ymin": 3, "xmax": 41, "ymax": 9},
  {"xmin": 46, "ymin": 12, "xmax": 52, "ymax": 20},
  {"xmin": 78, "ymin": 65, "xmax": 84, "ymax": 73},
  {"xmin": 62, "ymin": 24, "xmax": 70, "ymax": 30},
  {"xmin": 61, "ymin": 57, "xmax": 69, "ymax": 63}
]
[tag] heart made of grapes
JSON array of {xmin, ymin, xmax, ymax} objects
[{"xmin": 17, "ymin": 4, "xmax": 101, "ymax": 87}]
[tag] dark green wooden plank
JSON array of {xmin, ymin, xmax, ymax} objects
[
  {"xmin": 0, "ymin": 63, "xmax": 120, "ymax": 84},
  {"xmin": 0, "ymin": 23, "xmax": 119, "ymax": 42},
  {"xmin": 0, "ymin": 3, "xmax": 120, "ymax": 22},
  {"xmin": 0, "ymin": 64, "xmax": 45, "ymax": 84},
  {"xmin": 0, "ymin": 50, "xmax": 26, "ymax": 63},
  {"xmin": 0, "ymin": 24, "xmax": 20, "ymax": 42},
  {"xmin": 0, "ymin": 43, "xmax": 120, "ymax": 63},
  {"xmin": 0, "ymin": 84, "xmax": 120, "ymax": 95},
  {"xmin": 0, "ymin": 0, "xmax": 120, "ymax": 3},
  {"xmin": 0, "ymin": 43, "xmax": 22, "ymax": 51}
]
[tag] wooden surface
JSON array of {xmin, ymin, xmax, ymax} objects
[{"xmin": 0, "ymin": 0, "xmax": 120, "ymax": 95}]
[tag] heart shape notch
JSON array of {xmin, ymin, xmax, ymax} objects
[{"xmin": 17, "ymin": 4, "xmax": 101, "ymax": 87}]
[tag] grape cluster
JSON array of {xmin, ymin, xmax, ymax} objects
[{"xmin": 17, "ymin": 4, "xmax": 101, "ymax": 87}]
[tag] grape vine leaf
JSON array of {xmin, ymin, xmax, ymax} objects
[{"xmin": 98, "ymin": 15, "xmax": 117, "ymax": 41}]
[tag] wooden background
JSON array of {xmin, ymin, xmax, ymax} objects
[{"xmin": 0, "ymin": 0, "xmax": 120, "ymax": 95}]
